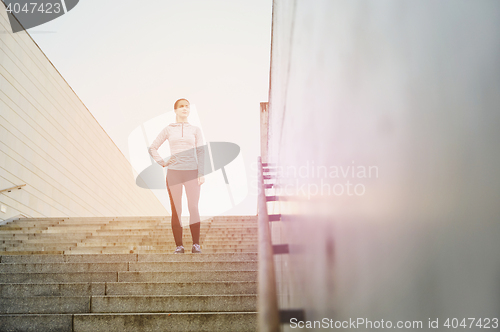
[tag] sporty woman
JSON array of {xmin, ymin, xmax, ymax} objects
[{"xmin": 148, "ymin": 99, "xmax": 205, "ymax": 253}]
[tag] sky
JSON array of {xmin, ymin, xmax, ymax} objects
[{"xmin": 27, "ymin": 0, "xmax": 273, "ymax": 215}]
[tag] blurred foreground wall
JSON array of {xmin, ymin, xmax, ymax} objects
[
  {"xmin": 0, "ymin": 6, "xmax": 167, "ymax": 220},
  {"xmin": 268, "ymin": 1, "xmax": 500, "ymax": 330}
]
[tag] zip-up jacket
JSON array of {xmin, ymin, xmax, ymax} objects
[{"xmin": 148, "ymin": 122, "xmax": 204, "ymax": 177}]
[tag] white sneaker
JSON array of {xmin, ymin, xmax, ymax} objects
[
  {"xmin": 174, "ymin": 245, "xmax": 184, "ymax": 254},
  {"xmin": 192, "ymin": 243, "xmax": 201, "ymax": 254}
]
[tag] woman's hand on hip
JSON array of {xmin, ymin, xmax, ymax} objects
[
  {"xmin": 198, "ymin": 176, "xmax": 205, "ymax": 186},
  {"xmin": 164, "ymin": 155, "xmax": 176, "ymax": 167}
]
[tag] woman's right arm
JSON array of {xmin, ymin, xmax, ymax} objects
[{"xmin": 148, "ymin": 127, "xmax": 169, "ymax": 167}]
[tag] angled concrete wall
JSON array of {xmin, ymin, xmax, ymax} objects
[
  {"xmin": 268, "ymin": 0, "xmax": 500, "ymax": 329},
  {"xmin": 0, "ymin": 7, "xmax": 167, "ymax": 220}
]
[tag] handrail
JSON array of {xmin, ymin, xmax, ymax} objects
[
  {"xmin": 257, "ymin": 156, "xmax": 281, "ymax": 332},
  {"xmin": 0, "ymin": 184, "xmax": 26, "ymax": 194}
]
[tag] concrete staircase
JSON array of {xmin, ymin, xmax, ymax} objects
[{"xmin": 0, "ymin": 215, "xmax": 258, "ymax": 331}]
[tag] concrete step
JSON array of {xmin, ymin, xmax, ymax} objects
[
  {"xmin": 0, "ymin": 233, "xmax": 93, "ymax": 239},
  {"xmin": 204, "ymin": 238, "xmax": 259, "ymax": 242},
  {"xmin": 201, "ymin": 246, "xmax": 258, "ymax": 250},
  {"xmin": 0, "ymin": 313, "xmax": 73, "ymax": 331},
  {"xmin": 72, "ymin": 240, "xmax": 256, "ymax": 247},
  {"xmin": 0, "ymin": 243, "xmax": 23, "ymax": 248},
  {"xmin": 91, "ymin": 294, "xmax": 256, "ymax": 313},
  {"xmin": 201, "ymin": 249, "xmax": 258, "ymax": 253},
  {"xmin": 0, "ymin": 253, "xmax": 257, "ymax": 263},
  {"xmin": 18, "ymin": 240, "xmax": 83, "ymax": 244},
  {"xmin": 210, "ymin": 225, "xmax": 257, "ymax": 228},
  {"xmin": 0, "ymin": 282, "xmax": 106, "ymax": 297},
  {"xmin": 16, "ymin": 217, "xmax": 164, "ymax": 222},
  {"xmin": 133, "ymin": 253, "xmax": 258, "ymax": 262},
  {"xmin": 81, "ymin": 236, "xmax": 198, "ymax": 242},
  {"xmin": 72, "ymin": 244, "xmax": 174, "ymax": 250},
  {"xmin": 0, "ymin": 296, "xmax": 91, "ymax": 314},
  {"xmin": 48, "ymin": 219, "xmax": 111, "ymax": 224},
  {"xmin": 105, "ymin": 281, "xmax": 257, "ymax": 296},
  {"xmin": 126, "ymin": 261, "xmax": 257, "ymax": 272},
  {"xmin": 26, "ymin": 234, "xmax": 91, "ymax": 239},
  {"xmin": 0, "ymin": 272, "xmax": 118, "ymax": 283},
  {"xmin": 213, "ymin": 216, "xmax": 256, "ymax": 220},
  {"xmin": 0, "ymin": 226, "xmax": 27, "ymax": 231},
  {"xmin": 91, "ymin": 228, "xmax": 211, "ymax": 234},
  {"xmin": 204, "ymin": 235, "xmax": 257, "ymax": 239},
  {"xmin": 0, "ymin": 240, "xmax": 23, "ymax": 244},
  {"xmin": 0, "ymin": 250, "xmax": 65, "ymax": 255},
  {"xmin": 103, "ymin": 216, "xmax": 182, "ymax": 221},
  {"xmin": 207, "ymin": 232, "xmax": 258, "ymax": 236},
  {"xmin": 131, "ymin": 250, "xmax": 207, "ymax": 254},
  {"xmin": 0, "ymin": 246, "xmax": 77, "ymax": 252},
  {"xmin": 208, "ymin": 232, "xmax": 257, "ymax": 235},
  {"xmin": 73, "ymin": 243, "xmax": 180, "ymax": 248},
  {"xmin": 0, "ymin": 230, "xmax": 44, "ymax": 234},
  {"xmin": 66, "ymin": 245, "xmax": 257, "ymax": 253},
  {"xmin": 0, "ymin": 261, "xmax": 256, "ymax": 273},
  {"xmin": 117, "ymin": 271, "xmax": 257, "ymax": 283},
  {"xmin": 206, "ymin": 229, "xmax": 258, "ymax": 232},
  {"xmin": 65, "ymin": 248, "xmax": 135, "ymax": 254},
  {"xmin": 73, "ymin": 244, "xmax": 167, "ymax": 250},
  {"xmin": 202, "ymin": 245, "xmax": 258, "ymax": 249},
  {"xmin": 203, "ymin": 237, "xmax": 258, "ymax": 241},
  {"xmin": 106, "ymin": 220, "xmax": 166, "ymax": 225},
  {"xmin": 213, "ymin": 220, "xmax": 257, "ymax": 223},
  {"xmin": 0, "ymin": 312, "xmax": 257, "ymax": 332},
  {"xmin": 207, "ymin": 229, "xmax": 258, "ymax": 233},
  {"xmin": 42, "ymin": 227, "xmax": 104, "ymax": 233},
  {"xmin": 104, "ymin": 249, "xmax": 252, "ymax": 255},
  {"xmin": 0, "ymin": 294, "xmax": 256, "ymax": 314},
  {"xmin": 43, "ymin": 224, "xmax": 107, "ymax": 229},
  {"xmin": 73, "ymin": 312, "xmax": 257, "ymax": 332},
  {"xmin": 99, "ymin": 225, "xmax": 173, "ymax": 230},
  {"xmin": 210, "ymin": 222, "xmax": 257, "ymax": 228},
  {"xmin": 5, "ymin": 223, "xmax": 57, "ymax": 228},
  {"xmin": 0, "ymin": 262, "xmax": 128, "ymax": 273},
  {"xmin": 2, "ymin": 241, "xmax": 80, "ymax": 246},
  {"xmin": 104, "ymin": 221, "xmax": 212, "ymax": 226},
  {"xmin": 209, "ymin": 220, "xmax": 257, "ymax": 223},
  {"xmin": 91, "ymin": 231, "xmax": 175, "ymax": 236},
  {"xmin": 0, "ymin": 247, "xmax": 259, "ymax": 255},
  {"xmin": 0, "ymin": 234, "xmax": 30, "ymax": 239},
  {"xmin": 204, "ymin": 240, "xmax": 259, "ymax": 244},
  {"xmin": 0, "ymin": 270, "xmax": 257, "ymax": 283},
  {"xmin": 205, "ymin": 230, "xmax": 258, "ymax": 234},
  {"xmin": 0, "ymin": 281, "xmax": 256, "ymax": 297}
]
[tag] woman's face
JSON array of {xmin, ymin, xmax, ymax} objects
[{"xmin": 175, "ymin": 100, "xmax": 190, "ymax": 118}]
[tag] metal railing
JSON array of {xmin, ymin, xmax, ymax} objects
[
  {"xmin": 257, "ymin": 156, "xmax": 281, "ymax": 332},
  {"xmin": 257, "ymin": 156, "xmax": 306, "ymax": 331}
]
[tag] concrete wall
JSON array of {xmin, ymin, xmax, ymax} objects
[
  {"xmin": 0, "ymin": 6, "xmax": 167, "ymax": 220},
  {"xmin": 268, "ymin": 0, "xmax": 500, "ymax": 329}
]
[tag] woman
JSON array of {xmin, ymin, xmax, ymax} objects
[{"xmin": 148, "ymin": 98, "xmax": 205, "ymax": 253}]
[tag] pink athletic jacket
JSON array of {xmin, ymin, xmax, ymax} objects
[{"xmin": 148, "ymin": 122, "xmax": 205, "ymax": 177}]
